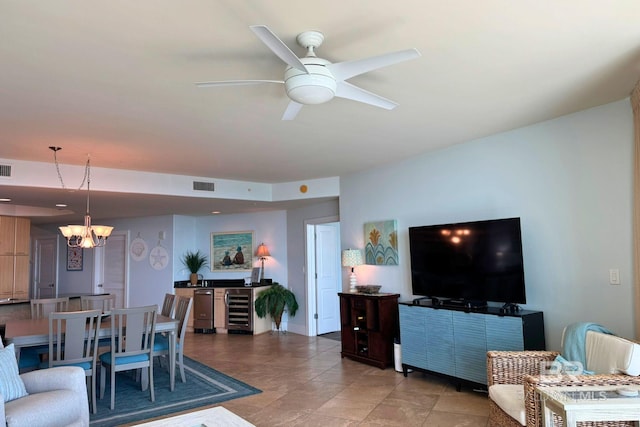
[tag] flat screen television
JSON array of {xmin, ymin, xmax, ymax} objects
[{"xmin": 408, "ymin": 217, "xmax": 526, "ymax": 306}]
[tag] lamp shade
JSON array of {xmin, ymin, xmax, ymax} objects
[
  {"xmin": 341, "ymin": 249, "xmax": 363, "ymax": 268},
  {"xmin": 255, "ymin": 243, "xmax": 270, "ymax": 258}
]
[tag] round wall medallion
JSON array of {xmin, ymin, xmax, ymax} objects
[
  {"xmin": 149, "ymin": 245, "xmax": 169, "ymax": 270},
  {"xmin": 130, "ymin": 237, "xmax": 148, "ymax": 261}
]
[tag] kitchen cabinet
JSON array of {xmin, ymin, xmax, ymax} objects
[
  {"xmin": 214, "ymin": 288, "xmax": 227, "ymax": 333},
  {"xmin": 0, "ymin": 216, "xmax": 30, "ymax": 299},
  {"xmin": 173, "ymin": 285, "xmax": 272, "ymax": 334}
]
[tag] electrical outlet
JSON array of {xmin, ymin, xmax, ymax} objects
[{"xmin": 609, "ymin": 268, "xmax": 620, "ymax": 285}]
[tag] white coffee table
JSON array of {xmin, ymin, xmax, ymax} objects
[
  {"xmin": 132, "ymin": 406, "xmax": 255, "ymax": 427},
  {"xmin": 538, "ymin": 385, "xmax": 640, "ymax": 427}
]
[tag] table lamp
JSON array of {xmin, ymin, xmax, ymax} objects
[
  {"xmin": 255, "ymin": 243, "xmax": 270, "ymax": 281},
  {"xmin": 341, "ymin": 249, "xmax": 363, "ymax": 293}
]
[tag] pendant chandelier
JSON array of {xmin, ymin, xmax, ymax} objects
[{"xmin": 51, "ymin": 147, "xmax": 114, "ymax": 248}]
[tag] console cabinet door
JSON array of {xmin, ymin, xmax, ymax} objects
[
  {"xmin": 340, "ymin": 295, "xmax": 356, "ymax": 354},
  {"xmin": 425, "ymin": 309, "xmax": 455, "ymax": 377},
  {"xmin": 452, "ymin": 311, "xmax": 487, "ymax": 384},
  {"xmin": 485, "ymin": 315, "xmax": 524, "ymax": 351},
  {"xmin": 399, "ymin": 304, "xmax": 427, "ymax": 369}
]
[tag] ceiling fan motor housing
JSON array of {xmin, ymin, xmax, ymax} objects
[{"xmin": 284, "ymin": 57, "xmax": 336, "ymax": 105}]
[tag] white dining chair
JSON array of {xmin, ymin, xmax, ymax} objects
[
  {"xmin": 80, "ymin": 294, "xmax": 116, "ymax": 312},
  {"xmin": 49, "ymin": 309, "xmax": 102, "ymax": 414},
  {"xmin": 31, "ymin": 297, "xmax": 70, "ymax": 319},
  {"xmin": 153, "ymin": 295, "xmax": 192, "ymax": 384},
  {"xmin": 17, "ymin": 297, "xmax": 71, "ymax": 372},
  {"xmin": 99, "ymin": 305, "xmax": 157, "ymax": 410}
]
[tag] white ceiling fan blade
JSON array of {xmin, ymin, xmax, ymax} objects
[
  {"xmin": 195, "ymin": 80, "xmax": 283, "ymax": 88},
  {"xmin": 335, "ymin": 81, "xmax": 398, "ymax": 110},
  {"xmin": 328, "ymin": 48, "xmax": 421, "ymax": 82},
  {"xmin": 282, "ymin": 101, "xmax": 303, "ymax": 120},
  {"xmin": 249, "ymin": 25, "xmax": 308, "ymax": 73}
]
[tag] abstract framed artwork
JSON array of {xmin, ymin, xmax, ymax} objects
[
  {"xmin": 211, "ymin": 231, "xmax": 254, "ymax": 272},
  {"xmin": 364, "ymin": 220, "xmax": 398, "ymax": 265},
  {"xmin": 66, "ymin": 246, "xmax": 83, "ymax": 271}
]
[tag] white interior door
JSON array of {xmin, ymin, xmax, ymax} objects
[
  {"xmin": 34, "ymin": 236, "xmax": 57, "ymax": 298},
  {"xmin": 95, "ymin": 231, "xmax": 128, "ymax": 308},
  {"xmin": 315, "ymin": 223, "xmax": 341, "ymax": 335}
]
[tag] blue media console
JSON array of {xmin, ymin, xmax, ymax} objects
[{"xmin": 399, "ymin": 301, "xmax": 545, "ymax": 389}]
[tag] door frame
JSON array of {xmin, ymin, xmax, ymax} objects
[
  {"xmin": 33, "ymin": 235, "xmax": 59, "ymax": 298},
  {"xmin": 304, "ymin": 215, "xmax": 340, "ymax": 337}
]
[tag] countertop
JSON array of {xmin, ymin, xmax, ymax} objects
[
  {"xmin": 0, "ymin": 298, "xmax": 29, "ymax": 305},
  {"xmin": 174, "ymin": 279, "xmax": 273, "ymax": 289}
]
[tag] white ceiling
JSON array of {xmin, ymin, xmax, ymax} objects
[{"xmin": 1, "ymin": 1, "xmax": 640, "ymax": 223}]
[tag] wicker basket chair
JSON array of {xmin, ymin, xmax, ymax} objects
[
  {"xmin": 487, "ymin": 350, "xmax": 640, "ymax": 427},
  {"xmin": 487, "ymin": 350, "xmax": 559, "ymax": 427}
]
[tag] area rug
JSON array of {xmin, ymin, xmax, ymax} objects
[{"xmin": 90, "ymin": 357, "xmax": 261, "ymax": 427}]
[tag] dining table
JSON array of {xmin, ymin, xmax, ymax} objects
[{"xmin": 4, "ymin": 313, "xmax": 180, "ymax": 392}]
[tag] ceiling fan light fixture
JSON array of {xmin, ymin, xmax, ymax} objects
[
  {"xmin": 285, "ymin": 62, "xmax": 336, "ymax": 105},
  {"xmin": 286, "ymin": 80, "xmax": 335, "ymax": 104}
]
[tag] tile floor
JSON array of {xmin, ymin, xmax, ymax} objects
[{"xmin": 173, "ymin": 331, "xmax": 490, "ymax": 427}]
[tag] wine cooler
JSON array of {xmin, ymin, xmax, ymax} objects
[{"xmin": 226, "ymin": 288, "xmax": 253, "ymax": 333}]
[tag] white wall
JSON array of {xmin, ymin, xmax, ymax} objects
[
  {"xmin": 57, "ymin": 215, "xmax": 175, "ymax": 310},
  {"xmin": 339, "ymin": 98, "xmax": 634, "ymax": 349},
  {"xmin": 190, "ymin": 211, "xmax": 288, "ymax": 285},
  {"xmin": 285, "ymin": 199, "xmax": 340, "ymax": 334}
]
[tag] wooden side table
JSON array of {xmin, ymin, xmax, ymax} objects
[
  {"xmin": 339, "ymin": 292, "xmax": 399, "ymax": 369},
  {"xmin": 538, "ymin": 385, "xmax": 640, "ymax": 427}
]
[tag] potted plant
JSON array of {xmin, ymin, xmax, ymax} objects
[
  {"xmin": 254, "ymin": 282, "xmax": 299, "ymax": 331},
  {"xmin": 182, "ymin": 250, "xmax": 208, "ymax": 286}
]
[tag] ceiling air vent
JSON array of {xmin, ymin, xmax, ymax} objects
[
  {"xmin": 193, "ymin": 181, "xmax": 215, "ymax": 192},
  {"xmin": 0, "ymin": 164, "xmax": 11, "ymax": 178}
]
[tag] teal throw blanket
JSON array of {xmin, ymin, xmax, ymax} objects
[{"xmin": 561, "ymin": 322, "xmax": 613, "ymax": 373}]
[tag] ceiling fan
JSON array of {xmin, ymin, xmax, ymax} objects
[{"xmin": 195, "ymin": 25, "xmax": 421, "ymax": 120}]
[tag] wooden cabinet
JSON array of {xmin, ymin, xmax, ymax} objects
[
  {"xmin": 173, "ymin": 286, "xmax": 272, "ymax": 334},
  {"xmin": 339, "ymin": 292, "xmax": 400, "ymax": 369},
  {"xmin": 214, "ymin": 288, "xmax": 227, "ymax": 333},
  {"xmin": 399, "ymin": 302, "xmax": 545, "ymax": 386},
  {"xmin": 0, "ymin": 216, "xmax": 30, "ymax": 299}
]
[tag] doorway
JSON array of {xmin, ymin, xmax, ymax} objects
[
  {"xmin": 34, "ymin": 236, "xmax": 58, "ymax": 298},
  {"xmin": 305, "ymin": 218, "xmax": 341, "ymax": 336},
  {"xmin": 92, "ymin": 231, "xmax": 128, "ymax": 308}
]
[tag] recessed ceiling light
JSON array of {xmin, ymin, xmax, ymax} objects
[
  {"xmin": 56, "ymin": 203, "xmax": 67, "ymax": 208},
  {"xmin": 0, "ymin": 198, "xmax": 11, "ymax": 202},
  {"xmin": 211, "ymin": 211, "xmax": 221, "ymax": 214}
]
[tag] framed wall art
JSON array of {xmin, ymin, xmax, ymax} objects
[
  {"xmin": 66, "ymin": 246, "xmax": 83, "ymax": 271},
  {"xmin": 211, "ymin": 231, "xmax": 254, "ymax": 272},
  {"xmin": 364, "ymin": 219, "xmax": 398, "ymax": 265}
]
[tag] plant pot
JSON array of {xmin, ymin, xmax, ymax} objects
[
  {"xmin": 190, "ymin": 273, "xmax": 198, "ymax": 286},
  {"xmin": 272, "ymin": 312, "xmax": 283, "ymax": 330}
]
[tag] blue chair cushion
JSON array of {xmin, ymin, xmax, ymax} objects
[{"xmin": 100, "ymin": 352, "xmax": 149, "ymax": 365}]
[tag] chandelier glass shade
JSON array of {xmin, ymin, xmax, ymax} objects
[{"xmin": 51, "ymin": 147, "xmax": 114, "ymax": 248}]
